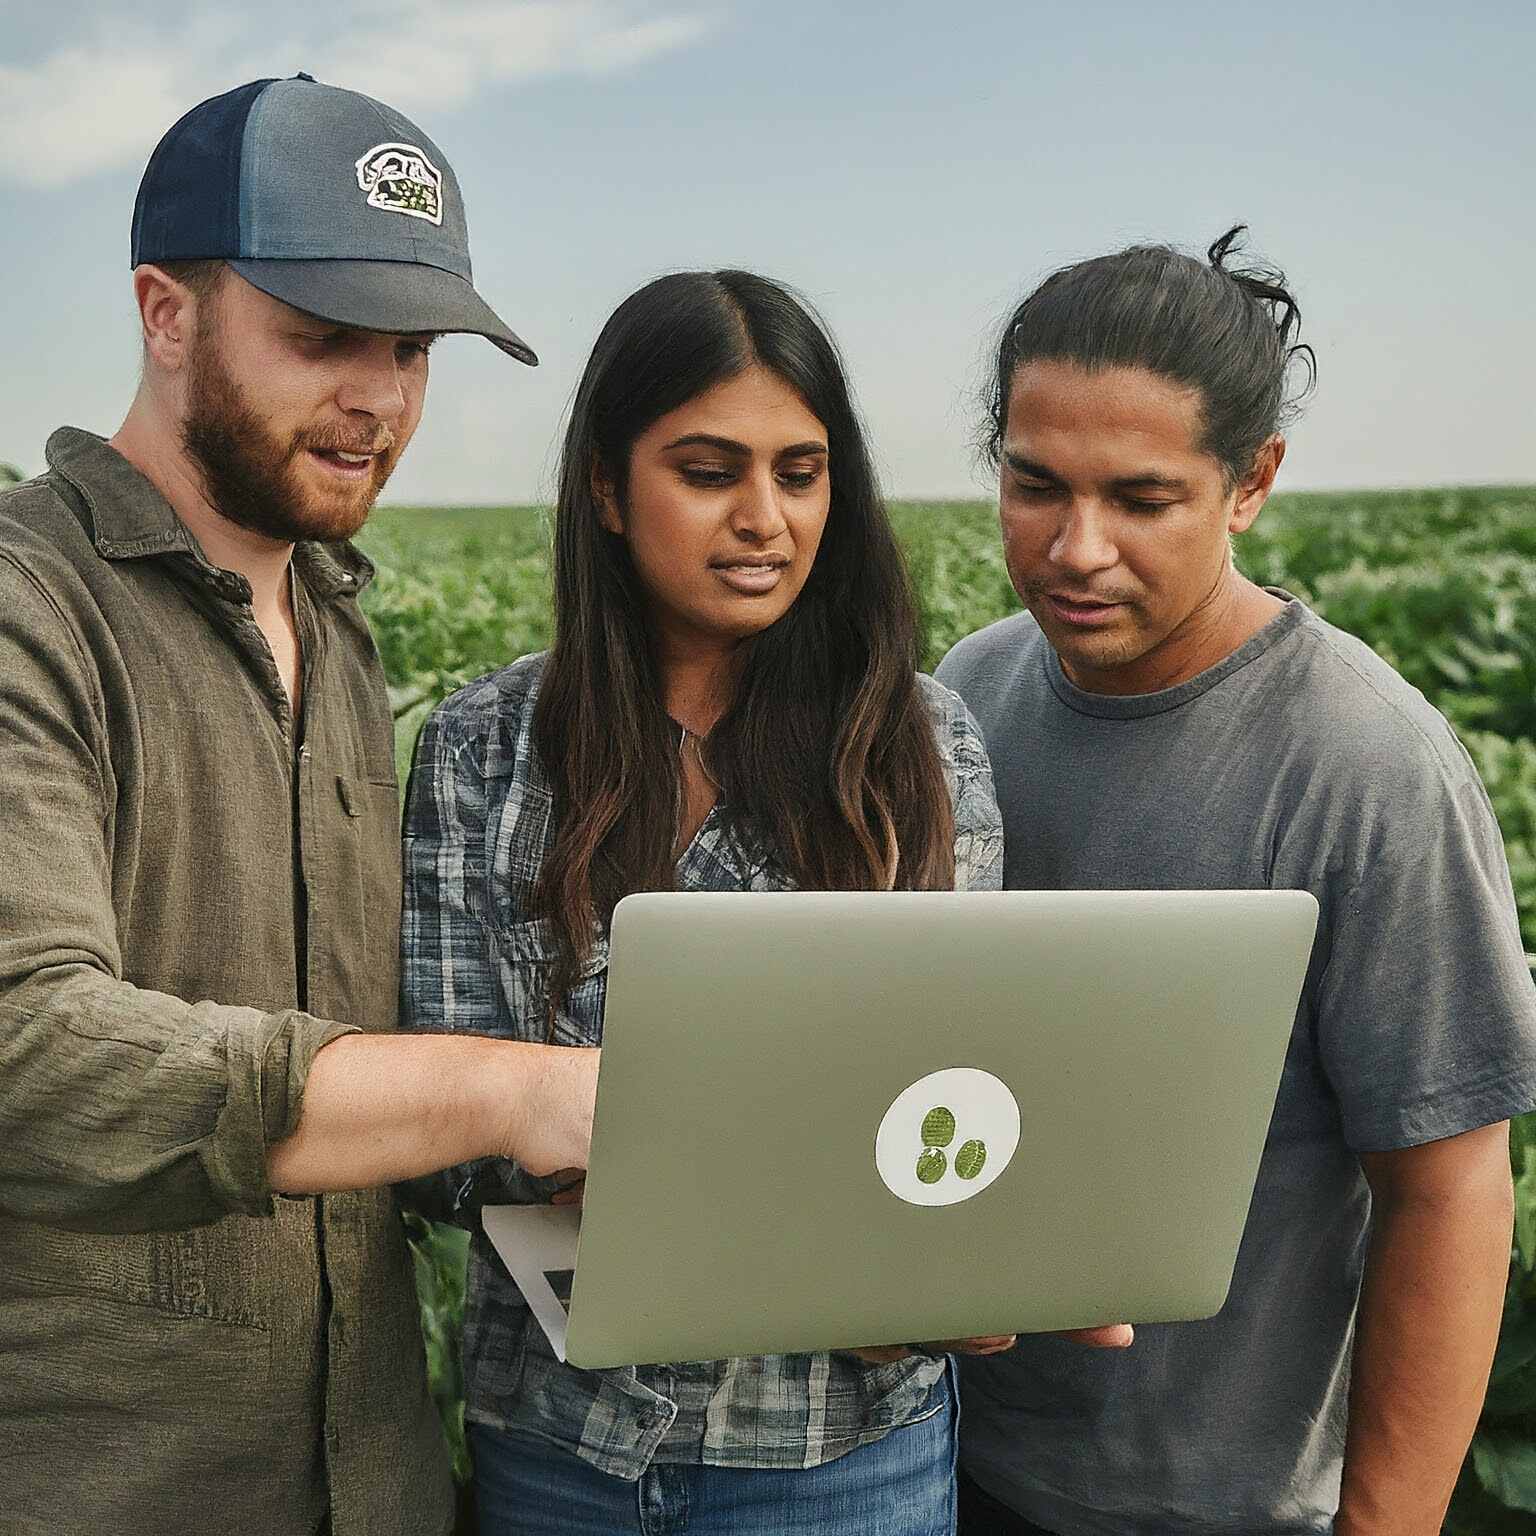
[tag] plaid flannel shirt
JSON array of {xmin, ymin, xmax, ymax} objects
[{"xmin": 400, "ymin": 653, "xmax": 1005, "ymax": 1480}]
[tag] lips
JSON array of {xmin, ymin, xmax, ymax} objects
[
  {"xmin": 710, "ymin": 554, "xmax": 789, "ymax": 596},
  {"xmin": 307, "ymin": 446, "xmax": 384, "ymax": 480},
  {"xmin": 1044, "ymin": 593, "xmax": 1124, "ymax": 627}
]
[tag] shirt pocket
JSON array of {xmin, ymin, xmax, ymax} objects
[
  {"xmin": 487, "ymin": 914, "xmax": 608, "ymax": 1048},
  {"xmin": 313, "ymin": 770, "xmax": 404, "ymax": 1030}
]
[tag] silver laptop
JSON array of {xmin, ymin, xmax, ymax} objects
[{"xmin": 483, "ymin": 888, "xmax": 1318, "ymax": 1369}]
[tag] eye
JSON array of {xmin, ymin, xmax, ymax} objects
[
  {"xmin": 680, "ymin": 464, "xmax": 735, "ymax": 488},
  {"xmin": 1123, "ymin": 496, "xmax": 1173, "ymax": 513},
  {"xmin": 395, "ymin": 337, "xmax": 434, "ymax": 364},
  {"xmin": 1011, "ymin": 479, "xmax": 1058, "ymax": 500},
  {"xmin": 777, "ymin": 463, "xmax": 824, "ymax": 491}
]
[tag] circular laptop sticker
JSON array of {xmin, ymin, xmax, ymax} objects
[{"xmin": 875, "ymin": 1068, "xmax": 1021, "ymax": 1207}]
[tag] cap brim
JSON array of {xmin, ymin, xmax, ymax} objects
[{"xmin": 227, "ymin": 258, "xmax": 538, "ymax": 365}]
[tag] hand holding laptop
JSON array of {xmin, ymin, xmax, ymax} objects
[
  {"xmin": 843, "ymin": 1321, "xmax": 1133, "ymax": 1365},
  {"xmin": 842, "ymin": 1336, "xmax": 1018, "ymax": 1364}
]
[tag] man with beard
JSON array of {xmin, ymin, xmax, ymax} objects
[{"xmin": 0, "ymin": 77, "xmax": 595, "ymax": 1536}]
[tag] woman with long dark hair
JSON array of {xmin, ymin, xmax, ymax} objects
[{"xmin": 400, "ymin": 270, "xmax": 1006, "ymax": 1535}]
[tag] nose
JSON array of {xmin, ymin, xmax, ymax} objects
[
  {"xmin": 334, "ymin": 345, "xmax": 409, "ymax": 423},
  {"xmin": 730, "ymin": 469, "xmax": 789, "ymax": 543},
  {"xmin": 1048, "ymin": 500, "xmax": 1119, "ymax": 577}
]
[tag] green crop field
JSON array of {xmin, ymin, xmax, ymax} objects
[{"xmin": 361, "ymin": 485, "xmax": 1536, "ymax": 1531}]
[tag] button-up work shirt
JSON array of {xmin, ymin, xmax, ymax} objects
[
  {"xmin": 0, "ymin": 430, "xmax": 453, "ymax": 1536},
  {"xmin": 400, "ymin": 652, "xmax": 1005, "ymax": 1481}
]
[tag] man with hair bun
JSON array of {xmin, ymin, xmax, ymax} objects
[{"xmin": 938, "ymin": 227, "xmax": 1536, "ymax": 1536}]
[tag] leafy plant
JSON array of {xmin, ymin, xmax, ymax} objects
[
  {"xmin": 402, "ymin": 1213, "xmax": 478, "ymax": 1533},
  {"xmin": 403, "ymin": 1213, "xmax": 472, "ymax": 1478},
  {"xmin": 362, "ymin": 488, "xmax": 1536, "ymax": 1529},
  {"xmin": 1447, "ymin": 1114, "xmax": 1536, "ymax": 1530}
]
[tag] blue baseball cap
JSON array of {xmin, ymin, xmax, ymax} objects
[{"xmin": 130, "ymin": 74, "xmax": 536, "ymax": 364}]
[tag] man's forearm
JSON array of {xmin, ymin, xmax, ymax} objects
[
  {"xmin": 266, "ymin": 1033, "xmax": 597, "ymax": 1194},
  {"xmin": 1338, "ymin": 1130, "xmax": 1514, "ymax": 1536}
]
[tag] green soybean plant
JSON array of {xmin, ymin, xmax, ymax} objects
[{"xmin": 367, "ymin": 488, "xmax": 1536, "ymax": 1533}]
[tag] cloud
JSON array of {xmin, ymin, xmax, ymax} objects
[
  {"xmin": 0, "ymin": 1, "xmax": 718, "ymax": 188},
  {"xmin": 311, "ymin": 1, "xmax": 718, "ymax": 110}
]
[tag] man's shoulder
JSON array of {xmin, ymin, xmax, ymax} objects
[
  {"xmin": 1283, "ymin": 608, "xmax": 1473, "ymax": 789},
  {"xmin": 0, "ymin": 473, "xmax": 91, "ymax": 578},
  {"xmin": 935, "ymin": 609, "xmax": 1044, "ymax": 697},
  {"xmin": 0, "ymin": 475, "xmax": 103, "ymax": 638}
]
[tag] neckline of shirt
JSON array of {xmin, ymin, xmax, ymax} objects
[
  {"xmin": 1042, "ymin": 588, "xmax": 1309, "ymax": 720},
  {"xmin": 47, "ymin": 427, "xmax": 374, "ymax": 600}
]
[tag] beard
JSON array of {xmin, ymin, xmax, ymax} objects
[{"xmin": 181, "ymin": 330, "xmax": 403, "ymax": 544}]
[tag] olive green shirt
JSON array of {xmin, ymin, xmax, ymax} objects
[{"xmin": 0, "ymin": 430, "xmax": 454, "ymax": 1536}]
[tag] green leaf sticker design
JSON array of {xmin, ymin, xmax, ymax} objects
[
  {"xmin": 955, "ymin": 1139, "xmax": 987, "ymax": 1180},
  {"xmin": 921, "ymin": 1106, "xmax": 956, "ymax": 1149},
  {"xmin": 916, "ymin": 1148, "xmax": 947, "ymax": 1184}
]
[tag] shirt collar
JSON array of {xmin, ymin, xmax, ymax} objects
[{"xmin": 44, "ymin": 426, "xmax": 375, "ymax": 599}]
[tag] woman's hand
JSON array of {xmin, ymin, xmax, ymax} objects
[
  {"xmin": 843, "ymin": 1335, "xmax": 1019, "ymax": 1364},
  {"xmin": 841, "ymin": 1322, "xmax": 1134, "ymax": 1365}
]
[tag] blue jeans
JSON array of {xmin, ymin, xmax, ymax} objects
[{"xmin": 470, "ymin": 1366, "xmax": 959, "ymax": 1535}]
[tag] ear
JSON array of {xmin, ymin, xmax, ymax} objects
[
  {"xmin": 133, "ymin": 265, "xmax": 201, "ymax": 374},
  {"xmin": 592, "ymin": 463, "xmax": 624, "ymax": 535},
  {"xmin": 1228, "ymin": 435, "xmax": 1285, "ymax": 536}
]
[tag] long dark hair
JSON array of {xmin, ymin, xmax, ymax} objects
[
  {"xmin": 531, "ymin": 270, "xmax": 955, "ymax": 1008},
  {"xmin": 983, "ymin": 225, "xmax": 1316, "ymax": 484}
]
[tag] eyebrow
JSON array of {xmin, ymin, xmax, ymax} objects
[
  {"xmin": 660, "ymin": 433, "xmax": 828, "ymax": 458},
  {"xmin": 291, "ymin": 324, "xmax": 440, "ymax": 346},
  {"xmin": 1003, "ymin": 452, "xmax": 1189, "ymax": 494}
]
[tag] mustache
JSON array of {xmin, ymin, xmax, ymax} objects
[
  {"xmin": 296, "ymin": 425, "xmax": 397, "ymax": 457},
  {"xmin": 1019, "ymin": 580, "xmax": 1140, "ymax": 606}
]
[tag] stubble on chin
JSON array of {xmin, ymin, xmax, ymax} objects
[{"xmin": 1027, "ymin": 599, "xmax": 1152, "ymax": 678}]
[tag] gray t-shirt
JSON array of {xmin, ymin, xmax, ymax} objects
[{"xmin": 936, "ymin": 595, "xmax": 1536, "ymax": 1536}]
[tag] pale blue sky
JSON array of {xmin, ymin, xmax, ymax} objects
[{"xmin": 2, "ymin": 0, "xmax": 1531, "ymax": 501}]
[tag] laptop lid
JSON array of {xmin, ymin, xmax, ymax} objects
[{"xmin": 528, "ymin": 889, "xmax": 1316, "ymax": 1368}]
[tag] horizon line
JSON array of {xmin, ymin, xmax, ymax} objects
[{"xmin": 374, "ymin": 481, "xmax": 1536, "ymax": 512}]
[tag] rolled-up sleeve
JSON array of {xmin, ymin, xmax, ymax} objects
[
  {"xmin": 0, "ymin": 556, "xmax": 355, "ymax": 1232},
  {"xmin": 398, "ymin": 700, "xmax": 550, "ymax": 1223}
]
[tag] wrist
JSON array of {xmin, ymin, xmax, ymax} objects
[
  {"xmin": 468, "ymin": 1037, "xmax": 597, "ymax": 1177},
  {"xmin": 466, "ymin": 1037, "xmax": 536, "ymax": 1164}
]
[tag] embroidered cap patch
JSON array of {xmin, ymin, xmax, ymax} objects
[{"xmin": 355, "ymin": 142, "xmax": 444, "ymax": 225}]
